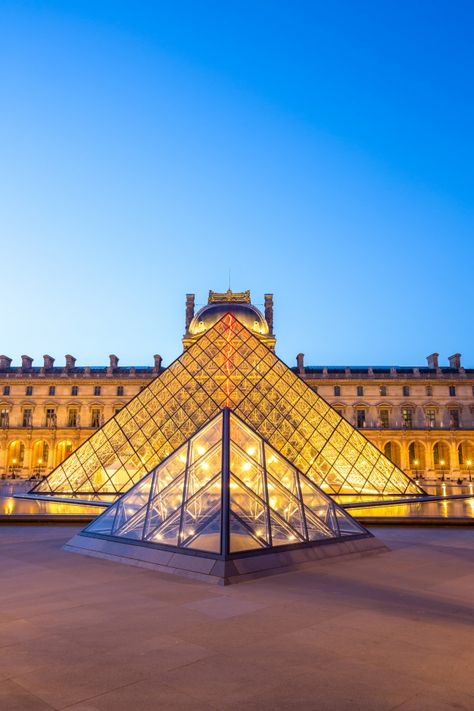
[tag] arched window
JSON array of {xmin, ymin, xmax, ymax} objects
[
  {"xmin": 458, "ymin": 442, "xmax": 474, "ymax": 469},
  {"xmin": 408, "ymin": 442, "xmax": 425, "ymax": 471},
  {"xmin": 7, "ymin": 440, "xmax": 25, "ymax": 474},
  {"xmin": 384, "ymin": 441, "xmax": 401, "ymax": 467},
  {"xmin": 32, "ymin": 441, "xmax": 49, "ymax": 473},
  {"xmin": 433, "ymin": 442, "xmax": 450, "ymax": 470},
  {"xmin": 56, "ymin": 440, "xmax": 73, "ymax": 466}
]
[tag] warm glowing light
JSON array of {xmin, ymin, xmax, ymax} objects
[
  {"xmin": 247, "ymin": 447, "xmax": 256, "ymax": 456},
  {"xmin": 467, "ymin": 460, "xmax": 472, "ymax": 466},
  {"xmin": 440, "ymin": 460, "xmax": 445, "ymax": 466},
  {"xmin": 288, "ymin": 534, "xmax": 296, "ymax": 541},
  {"xmin": 188, "ymin": 528, "xmax": 195, "ymax": 536},
  {"xmin": 12, "ymin": 458, "xmax": 17, "ymax": 464},
  {"xmin": 268, "ymin": 455, "xmax": 277, "ymax": 464},
  {"xmin": 256, "ymin": 528, "xmax": 263, "ymax": 536},
  {"xmin": 38, "ymin": 458, "xmax": 43, "ymax": 464},
  {"xmin": 197, "ymin": 445, "xmax": 205, "ymax": 456},
  {"xmin": 179, "ymin": 454, "xmax": 187, "ymax": 463},
  {"xmin": 230, "ymin": 481, "xmax": 237, "ymax": 489},
  {"xmin": 242, "ymin": 462, "xmax": 251, "ymax": 471},
  {"xmin": 201, "ymin": 461, "xmax": 209, "ymax": 470}
]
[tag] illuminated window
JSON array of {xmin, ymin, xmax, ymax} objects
[
  {"xmin": 449, "ymin": 386, "xmax": 456, "ymax": 397},
  {"xmin": 117, "ymin": 386, "xmax": 124, "ymax": 396},
  {"xmin": 22, "ymin": 408, "xmax": 32, "ymax": 427},
  {"xmin": 379, "ymin": 410, "xmax": 389, "ymax": 428},
  {"xmin": 356, "ymin": 386, "xmax": 364, "ymax": 397},
  {"xmin": 67, "ymin": 409, "xmax": 79, "ymax": 427},
  {"xmin": 49, "ymin": 385, "xmax": 56, "ymax": 396},
  {"xmin": 25, "ymin": 386, "xmax": 33, "ymax": 396},
  {"xmin": 426, "ymin": 385, "xmax": 433, "ymax": 396},
  {"xmin": 3, "ymin": 385, "xmax": 10, "ymax": 396},
  {"xmin": 449, "ymin": 409, "xmax": 460, "ymax": 428},
  {"xmin": 426, "ymin": 409, "xmax": 436, "ymax": 428},
  {"xmin": 402, "ymin": 386, "xmax": 410, "ymax": 397},
  {"xmin": 46, "ymin": 408, "xmax": 56, "ymax": 427},
  {"xmin": 94, "ymin": 386, "xmax": 101, "ymax": 396},
  {"xmin": 402, "ymin": 408, "xmax": 413, "ymax": 428},
  {"xmin": 71, "ymin": 386, "xmax": 79, "ymax": 396},
  {"xmin": 333, "ymin": 385, "xmax": 340, "ymax": 396},
  {"xmin": 91, "ymin": 408, "xmax": 101, "ymax": 428},
  {"xmin": 0, "ymin": 409, "xmax": 9, "ymax": 428},
  {"xmin": 379, "ymin": 385, "xmax": 387, "ymax": 396},
  {"xmin": 356, "ymin": 409, "xmax": 366, "ymax": 428}
]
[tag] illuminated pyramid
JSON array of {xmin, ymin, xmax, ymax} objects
[
  {"xmin": 65, "ymin": 409, "xmax": 385, "ymax": 584},
  {"xmin": 31, "ymin": 314, "xmax": 424, "ymax": 500}
]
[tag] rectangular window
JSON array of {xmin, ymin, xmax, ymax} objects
[
  {"xmin": 25, "ymin": 385, "xmax": 33, "ymax": 396},
  {"xmin": 379, "ymin": 385, "xmax": 387, "ymax": 397},
  {"xmin": 426, "ymin": 385, "xmax": 433, "ymax": 396},
  {"xmin": 49, "ymin": 385, "xmax": 56, "ymax": 396},
  {"xmin": 0, "ymin": 409, "xmax": 9, "ymax": 428},
  {"xmin": 91, "ymin": 408, "xmax": 101, "ymax": 428},
  {"xmin": 45, "ymin": 408, "xmax": 56, "ymax": 427},
  {"xmin": 379, "ymin": 410, "xmax": 389, "ymax": 428},
  {"xmin": 449, "ymin": 386, "xmax": 456, "ymax": 397},
  {"xmin": 94, "ymin": 386, "xmax": 101, "ymax": 396},
  {"xmin": 402, "ymin": 408, "xmax": 413, "ymax": 428},
  {"xmin": 22, "ymin": 408, "xmax": 32, "ymax": 427},
  {"xmin": 426, "ymin": 409, "xmax": 436, "ymax": 428},
  {"xmin": 356, "ymin": 409, "xmax": 366, "ymax": 428},
  {"xmin": 71, "ymin": 385, "xmax": 79, "ymax": 396},
  {"xmin": 3, "ymin": 385, "xmax": 10, "ymax": 396},
  {"xmin": 449, "ymin": 409, "xmax": 460, "ymax": 428},
  {"xmin": 333, "ymin": 385, "xmax": 340, "ymax": 396},
  {"xmin": 402, "ymin": 386, "xmax": 410, "ymax": 397},
  {"xmin": 356, "ymin": 386, "xmax": 364, "ymax": 397},
  {"xmin": 67, "ymin": 409, "xmax": 78, "ymax": 427},
  {"xmin": 117, "ymin": 386, "xmax": 124, "ymax": 396}
]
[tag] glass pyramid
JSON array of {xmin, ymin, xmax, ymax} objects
[
  {"xmin": 83, "ymin": 409, "xmax": 368, "ymax": 555},
  {"xmin": 31, "ymin": 314, "xmax": 424, "ymax": 499}
]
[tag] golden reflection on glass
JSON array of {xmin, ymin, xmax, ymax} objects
[{"xmin": 32, "ymin": 313, "xmax": 422, "ymax": 501}]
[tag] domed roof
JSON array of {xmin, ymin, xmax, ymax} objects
[{"xmin": 188, "ymin": 302, "xmax": 269, "ymax": 337}]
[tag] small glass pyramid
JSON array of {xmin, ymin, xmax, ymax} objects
[
  {"xmin": 31, "ymin": 314, "xmax": 424, "ymax": 500},
  {"xmin": 83, "ymin": 409, "xmax": 368, "ymax": 556}
]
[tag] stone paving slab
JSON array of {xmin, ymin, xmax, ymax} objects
[{"xmin": 0, "ymin": 525, "xmax": 472, "ymax": 709}]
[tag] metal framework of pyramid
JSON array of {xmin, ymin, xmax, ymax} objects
[
  {"xmin": 31, "ymin": 313, "xmax": 424, "ymax": 501},
  {"xmin": 65, "ymin": 409, "xmax": 385, "ymax": 584}
]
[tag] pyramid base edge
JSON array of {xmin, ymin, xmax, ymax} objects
[{"xmin": 64, "ymin": 533, "xmax": 389, "ymax": 585}]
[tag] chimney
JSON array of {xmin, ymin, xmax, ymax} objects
[
  {"xmin": 109, "ymin": 354, "xmax": 119, "ymax": 370},
  {"xmin": 64, "ymin": 354, "xmax": 76, "ymax": 371},
  {"xmin": 21, "ymin": 355, "xmax": 33, "ymax": 370},
  {"xmin": 264, "ymin": 294, "xmax": 274, "ymax": 334},
  {"xmin": 448, "ymin": 353, "xmax": 461, "ymax": 369},
  {"xmin": 426, "ymin": 353, "xmax": 439, "ymax": 369},
  {"xmin": 0, "ymin": 355, "xmax": 12, "ymax": 370},
  {"xmin": 43, "ymin": 354, "xmax": 55, "ymax": 369},
  {"xmin": 185, "ymin": 294, "xmax": 195, "ymax": 331},
  {"xmin": 153, "ymin": 354, "xmax": 163, "ymax": 373},
  {"xmin": 296, "ymin": 353, "xmax": 305, "ymax": 375}
]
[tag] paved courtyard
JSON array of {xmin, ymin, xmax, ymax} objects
[{"xmin": 0, "ymin": 525, "xmax": 473, "ymax": 710}]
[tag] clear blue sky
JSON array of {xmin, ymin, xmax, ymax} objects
[{"xmin": 1, "ymin": 0, "xmax": 473, "ymax": 369}]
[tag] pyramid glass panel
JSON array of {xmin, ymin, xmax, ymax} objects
[
  {"xmin": 80, "ymin": 410, "xmax": 370, "ymax": 557},
  {"xmin": 32, "ymin": 314, "xmax": 424, "ymax": 501}
]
